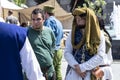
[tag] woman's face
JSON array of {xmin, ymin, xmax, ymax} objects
[{"xmin": 75, "ymin": 15, "xmax": 86, "ymax": 27}]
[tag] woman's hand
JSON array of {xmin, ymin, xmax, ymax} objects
[
  {"xmin": 74, "ymin": 64, "xmax": 86, "ymax": 78},
  {"xmin": 92, "ymin": 67, "xmax": 104, "ymax": 78}
]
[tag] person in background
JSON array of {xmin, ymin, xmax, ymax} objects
[
  {"xmin": 96, "ymin": 17, "xmax": 113, "ymax": 80},
  {"xmin": 6, "ymin": 10, "xmax": 19, "ymax": 25},
  {"xmin": 43, "ymin": 5, "xmax": 63, "ymax": 80},
  {"xmin": 64, "ymin": 7, "xmax": 108, "ymax": 80},
  {"xmin": 20, "ymin": 22, "xmax": 28, "ymax": 27},
  {"xmin": 0, "ymin": 22, "xmax": 45, "ymax": 80},
  {"xmin": 28, "ymin": 8, "xmax": 56, "ymax": 80}
]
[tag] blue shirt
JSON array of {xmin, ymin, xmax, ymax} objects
[{"xmin": 44, "ymin": 16, "xmax": 63, "ymax": 50}]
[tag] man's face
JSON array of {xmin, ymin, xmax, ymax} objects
[
  {"xmin": 75, "ymin": 15, "xmax": 86, "ymax": 28},
  {"xmin": 31, "ymin": 13, "xmax": 44, "ymax": 29}
]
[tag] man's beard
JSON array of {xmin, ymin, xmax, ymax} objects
[{"xmin": 76, "ymin": 25, "xmax": 85, "ymax": 29}]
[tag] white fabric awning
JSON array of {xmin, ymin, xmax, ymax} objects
[{"xmin": 0, "ymin": 0, "xmax": 22, "ymax": 9}]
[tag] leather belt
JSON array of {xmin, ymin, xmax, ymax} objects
[{"xmin": 99, "ymin": 64, "xmax": 110, "ymax": 67}]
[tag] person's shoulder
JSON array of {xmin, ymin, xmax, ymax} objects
[
  {"xmin": 6, "ymin": 16, "xmax": 11, "ymax": 19},
  {"xmin": 44, "ymin": 27, "xmax": 53, "ymax": 32},
  {"xmin": 9, "ymin": 15, "xmax": 17, "ymax": 19},
  {"xmin": 46, "ymin": 16, "xmax": 53, "ymax": 21},
  {"xmin": 13, "ymin": 16, "xmax": 18, "ymax": 20},
  {"xmin": 50, "ymin": 16, "xmax": 62, "ymax": 24},
  {"xmin": 53, "ymin": 17, "xmax": 62, "ymax": 24},
  {"xmin": 0, "ymin": 17, "xmax": 5, "ymax": 22},
  {"xmin": 100, "ymin": 30, "xmax": 105, "ymax": 36},
  {"xmin": 0, "ymin": 22, "xmax": 7, "ymax": 26},
  {"xmin": 0, "ymin": 22, "xmax": 27, "ymax": 31},
  {"xmin": 48, "ymin": 16, "xmax": 56, "ymax": 21},
  {"xmin": 44, "ymin": 26, "xmax": 51, "ymax": 30},
  {"xmin": 100, "ymin": 30, "xmax": 105, "ymax": 40}
]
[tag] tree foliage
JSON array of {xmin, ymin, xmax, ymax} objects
[
  {"xmin": 82, "ymin": 0, "xmax": 106, "ymax": 18},
  {"xmin": 13, "ymin": 0, "xmax": 26, "ymax": 6}
]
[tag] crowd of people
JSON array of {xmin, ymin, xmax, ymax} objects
[
  {"xmin": 0, "ymin": 9, "xmax": 29, "ymax": 27},
  {"xmin": 0, "ymin": 3, "xmax": 113, "ymax": 80}
]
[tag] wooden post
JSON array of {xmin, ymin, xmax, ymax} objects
[{"xmin": 72, "ymin": 0, "xmax": 78, "ymax": 12}]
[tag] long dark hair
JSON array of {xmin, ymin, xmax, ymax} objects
[{"xmin": 98, "ymin": 17, "xmax": 112, "ymax": 42}]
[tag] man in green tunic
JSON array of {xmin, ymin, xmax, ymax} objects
[{"xmin": 28, "ymin": 8, "xmax": 56, "ymax": 80}]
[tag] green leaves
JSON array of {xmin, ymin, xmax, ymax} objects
[
  {"xmin": 13, "ymin": 0, "xmax": 26, "ymax": 6},
  {"xmin": 83, "ymin": 0, "xmax": 106, "ymax": 18}
]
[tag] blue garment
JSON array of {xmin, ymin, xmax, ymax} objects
[
  {"xmin": 0, "ymin": 22, "xmax": 27, "ymax": 80},
  {"xmin": 74, "ymin": 29, "xmax": 83, "ymax": 45},
  {"xmin": 73, "ymin": 29, "xmax": 94, "ymax": 64},
  {"xmin": 44, "ymin": 16, "xmax": 63, "ymax": 50}
]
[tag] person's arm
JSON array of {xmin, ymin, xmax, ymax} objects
[
  {"xmin": 51, "ymin": 30, "xmax": 56, "ymax": 53},
  {"xmin": 64, "ymin": 32, "xmax": 78, "ymax": 68},
  {"xmin": 106, "ymin": 48, "xmax": 113, "ymax": 65},
  {"xmin": 64, "ymin": 32, "xmax": 86, "ymax": 78},
  {"xmin": 20, "ymin": 37, "xmax": 45, "ymax": 80},
  {"xmin": 79, "ymin": 31, "xmax": 106, "ymax": 72}
]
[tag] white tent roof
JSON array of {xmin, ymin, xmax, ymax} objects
[{"xmin": 0, "ymin": 0, "xmax": 22, "ymax": 9}]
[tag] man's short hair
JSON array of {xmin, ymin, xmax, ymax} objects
[
  {"xmin": 31, "ymin": 8, "xmax": 44, "ymax": 19},
  {"xmin": 8, "ymin": 10, "xmax": 13, "ymax": 14}
]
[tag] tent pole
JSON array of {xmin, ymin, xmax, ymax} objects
[
  {"xmin": 72, "ymin": 0, "xmax": 78, "ymax": 12},
  {"xmin": 2, "ymin": 8, "xmax": 4, "ymax": 19}
]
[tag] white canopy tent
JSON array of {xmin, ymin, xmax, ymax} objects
[
  {"xmin": 0, "ymin": 0, "xmax": 23, "ymax": 19},
  {"xmin": 0, "ymin": 0, "xmax": 22, "ymax": 9}
]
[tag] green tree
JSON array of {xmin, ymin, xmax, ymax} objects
[
  {"xmin": 82, "ymin": 0, "xmax": 106, "ymax": 18},
  {"xmin": 13, "ymin": 0, "xmax": 26, "ymax": 6}
]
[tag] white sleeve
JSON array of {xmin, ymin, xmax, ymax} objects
[
  {"xmin": 20, "ymin": 37, "xmax": 45, "ymax": 80},
  {"xmin": 106, "ymin": 48, "xmax": 113, "ymax": 65},
  {"xmin": 79, "ymin": 31, "xmax": 106, "ymax": 72},
  {"xmin": 64, "ymin": 32, "xmax": 78, "ymax": 68}
]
